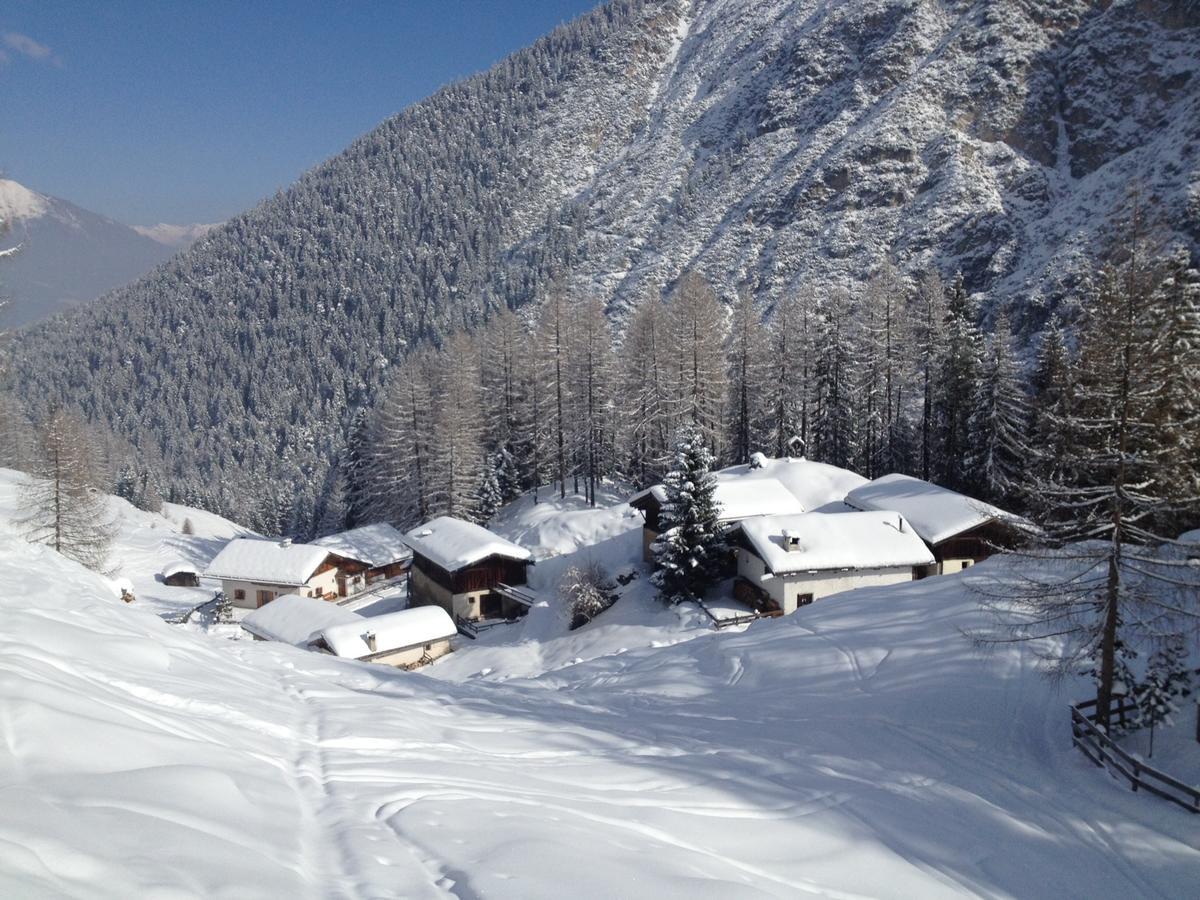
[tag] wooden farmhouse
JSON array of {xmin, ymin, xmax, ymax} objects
[
  {"xmin": 844, "ymin": 474, "xmax": 1031, "ymax": 575},
  {"xmin": 629, "ymin": 456, "xmax": 866, "ymax": 561},
  {"xmin": 733, "ymin": 511, "xmax": 936, "ymax": 614},
  {"xmin": 204, "ymin": 538, "xmax": 353, "ymax": 609},
  {"xmin": 313, "ymin": 523, "xmax": 413, "ymax": 596},
  {"xmin": 312, "ymin": 606, "xmax": 457, "ymax": 669},
  {"xmin": 404, "ymin": 516, "xmax": 533, "ymax": 622}
]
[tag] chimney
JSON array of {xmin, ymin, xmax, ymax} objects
[
  {"xmin": 898, "ymin": 515, "xmax": 905, "ymax": 532},
  {"xmin": 364, "ymin": 630, "xmax": 377, "ymax": 652},
  {"xmin": 280, "ymin": 537, "xmax": 292, "ymax": 548}
]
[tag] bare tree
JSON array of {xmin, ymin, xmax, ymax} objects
[{"xmin": 20, "ymin": 408, "xmax": 115, "ymax": 572}]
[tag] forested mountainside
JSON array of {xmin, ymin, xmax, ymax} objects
[{"xmin": 9, "ymin": 0, "xmax": 1199, "ymax": 533}]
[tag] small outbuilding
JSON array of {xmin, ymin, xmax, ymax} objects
[
  {"xmin": 241, "ymin": 593, "xmax": 365, "ymax": 645},
  {"xmin": 734, "ymin": 511, "xmax": 936, "ymax": 614},
  {"xmin": 404, "ymin": 516, "xmax": 533, "ymax": 622},
  {"xmin": 311, "ymin": 605, "xmax": 456, "ymax": 669},
  {"xmin": 204, "ymin": 538, "xmax": 349, "ymax": 609},
  {"xmin": 160, "ymin": 561, "xmax": 201, "ymax": 588},
  {"xmin": 844, "ymin": 474, "xmax": 1030, "ymax": 575},
  {"xmin": 314, "ymin": 523, "xmax": 413, "ymax": 596}
]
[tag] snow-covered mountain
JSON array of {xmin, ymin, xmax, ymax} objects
[
  {"xmin": 9, "ymin": 0, "xmax": 1199, "ymax": 521},
  {"xmin": 131, "ymin": 221, "xmax": 220, "ymax": 248},
  {"xmin": 0, "ymin": 179, "xmax": 211, "ymax": 327}
]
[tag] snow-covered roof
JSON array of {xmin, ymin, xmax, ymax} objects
[
  {"xmin": 160, "ymin": 560, "xmax": 198, "ymax": 578},
  {"xmin": 739, "ymin": 511, "xmax": 935, "ymax": 575},
  {"xmin": 313, "ymin": 523, "xmax": 412, "ymax": 568},
  {"xmin": 203, "ymin": 538, "xmax": 337, "ymax": 586},
  {"xmin": 403, "ymin": 516, "xmax": 531, "ymax": 572},
  {"xmin": 317, "ymin": 605, "xmax": 457, "ymax": 660},
  {"xmin": 844, "ymin": 474, "xmax": 1024, "ymax": 546},
  {"xmin": 241, "ymin": 594, "xmax": 363, "ymax": 646},
  {"xmin": 630, "ymin": 456, "xmax": 865, "ymax": 522}
]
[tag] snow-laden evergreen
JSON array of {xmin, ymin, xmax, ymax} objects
[{"xmin": 650, "ymin": 427, "xmax": 724, "ymax": 604}]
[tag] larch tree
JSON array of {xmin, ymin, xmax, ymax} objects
[
  {"xmin": 725, "ymin": 287, "xmax": 771, "ymax": 465},
  {"xmin": 569, "ymin": 295, "xmax": 616, "ymax": 506},
  {"xmin": 812, "ymin": 286, "xmax": 858, "ymax": 468},
  {"xmin": 533, "ymin": 284, "xmax": 574, "ymax": 499},
  {"xmin": 983, "ymin": 239, "xmax": 1200, "ymax": 731},
  {"xmin": 430, "ymin": 331, "xmax": 484, "ymax": 519},
  {"xmin": 766, "ymin": 287, "xmax": 816, "ymax": 458},
  {"xmin": 665, "ymin": 271, "xmax": 728, "ymax": 459},
  {"xmin": 20, "ymin": 408, "xmax": 115, "ymax": 572},
  {"xmin": 619, "ymin": 291, "xmax": 673, "ymax": 487},
  {"xmin": 911, "ymin": 270, "xmax": 947, "ymax": 481}
]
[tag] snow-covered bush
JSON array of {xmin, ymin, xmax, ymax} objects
[{"xmin": 560, "ymin": 560, "xmax": 617, "ymax": 630}]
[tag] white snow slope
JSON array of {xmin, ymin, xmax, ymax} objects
[{"xmin": 1, "ymin": 482, "xmax": 1197, "ymax": 897}]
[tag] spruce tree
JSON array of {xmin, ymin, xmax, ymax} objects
[
  {"xmin": 967, "ymin": 310, "xmax": 1029, "ymax": 506},
  {"xmin": 650, "ymin": 427, "xmax": 724, "ymax": 604},
  {"xmin": 935, "ymin": 272, "xmax": 983, "ymax": 491},
  {"xmin": 1135, "ymin": 636, "xmax": 1192, "ymax": 757}
]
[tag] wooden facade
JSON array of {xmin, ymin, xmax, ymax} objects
[
  {"xmin": 410, "ymin": 552, "xmax": 530, "ymax": 621},
  {"xmin": 930, "ymin": 519, "xmax": 1025, "ymax": 568}
]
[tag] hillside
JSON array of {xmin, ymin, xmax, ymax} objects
[
  {"xmin": 1, "ymin": 477, "xmax": 1197, "ymax": 897},
  {"xmin": 9, "ymin": 0, "xmax": 1199, "ymax": 524},
  {"xmin": 0, "ymin": 179, "xmax": 198, "ymax": 327}
]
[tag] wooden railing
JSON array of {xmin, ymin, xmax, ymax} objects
[
  {"xmin": 693, "ymin": 599, "xmax": 783, "ymax": 630},
  {"xmin": 1070, "ymin": 700, "xmax": 1200, "ymax": 815}
]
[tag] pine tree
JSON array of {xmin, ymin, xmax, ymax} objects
[
  {"xmin": 1027, "ymin": 313, "xmax": 1076, "ymax": 504},
  {"xmin": 967, "ymin": 311, "xmax": 1029, "ymax": 506},
  {"xmin": 650, "ymin": 427, "xmax": 724, "ymax": 604},
  {"xmin": 725, "ymin": 287, "xmax": 771, "ymax": 465},
  {"xmin": 20, "ymin": 408, "xmax": 115, "ymax": 572}
]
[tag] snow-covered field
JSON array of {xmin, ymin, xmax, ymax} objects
[{"xmin": 1, "ymin": 470, "xmax": 1197, "ymax": 897}]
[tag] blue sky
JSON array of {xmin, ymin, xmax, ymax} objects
[{"xmin": 0, "ymin": 0, "xmax": 600, "ymax": 225}]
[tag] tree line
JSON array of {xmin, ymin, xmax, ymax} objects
[{"xmin": 343, "ymin": 243, "xmax": 1198, "ymax": 542}]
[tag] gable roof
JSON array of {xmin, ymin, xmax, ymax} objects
[
  {"xmin": 317, "ymin": 605, "xmax": 457, "ymax": 660},
  {"xmin": 313, "ymin": 523, "xmax": 412, "ymax": 568},
  {"xmin": 241, "ymin": 594, "xmax": 363, "ymax": 645},
  {"xmin": 203, "ymin": 538, "xmax": 337, "ymax": 586},
  {"xmin": 739, "ymin": 511, "xmax": 935, "ymax": 575},
  {"xmin": 630, "ymin": 456, "xmax": 865, "ymax": 522},
  {"xmin": 844, "ymin": 474, "xmax": 1025, "ymax": 546},
  {"xmin": 404, "ymin": 516, "xmax": 531, "ymax": 573}
]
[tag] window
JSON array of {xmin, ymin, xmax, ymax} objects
[
  {"xmin": 796, "ymin": 593, "xmax": 814, "ymax": 608},
  {"xmin": 962, "ymin": 560, "xmax": 973, "ymax": 569},
  {"xmin": 233, "ymin": 589, "xmax": 245, "ymax": 601}
]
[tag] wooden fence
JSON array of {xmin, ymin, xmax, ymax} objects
[
  {"xmin": 1070, "ymin": 699, "xmax": 1200, "ymax": 814},
  {"xmin": 693, "ymin": 599, "xmax": 783, "ymax": 630}
]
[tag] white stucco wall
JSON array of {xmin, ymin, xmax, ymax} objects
[
  {"xmin": 939, "ymin": 558, "xmax": 975, "ymax": 575},
  {"xmin": 736, "ymin": 549, "xmax": 917, "ymax": 614},
  {"xmin": 222, "ymin": 565, "xmax": 341, "ymax": 610}
]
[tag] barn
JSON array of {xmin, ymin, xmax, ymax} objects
[{"xmin": 404, "ymin": 516, "xmax": 532, "ymax": 622}]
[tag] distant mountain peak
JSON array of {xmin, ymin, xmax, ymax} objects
[
  {"xmin": 132, "ymin": 222, "xmax": 221, "ymax": 248},
  {"xmin": 0, "ymin": 178, "xmax": 50, "ymax": 223}
]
